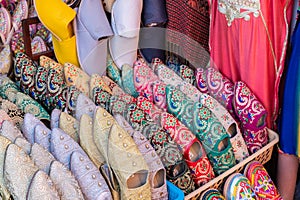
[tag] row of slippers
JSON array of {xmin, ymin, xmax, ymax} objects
[
  {"xmin": 11, "ymin": 53, "xmax": 235, "ymax": 187},
  {"xmin": 0, "ymin": 99, "xmax": 188, "ymax": 199},
  {"xmin": 149, "ymin": 55, "xmax": 268, "ymax": 156},
  {"xmin": 1, "ymin": 56, "xmax": 199, "ymax": 194},
  {"xmin": 167, "ymin": 58, "xmax": 270, "ymax": 155},
  {"xmin": 108, "ymin": 58, "xmax": 267, "ymax": 161},
  {"xmin": 9, "ymin": 52, "xmax": 268, "ymax": 192},
  {"xmin": 200, "ymin": 161, "xmax": 282, "ymax": 200}
]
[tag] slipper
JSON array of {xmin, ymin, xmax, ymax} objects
[
  {"xmin": 0, "ymin": 7, "xmax": 11, "ymax": 44},
  {"xmin": 0, "ymin": 44, "xmax": 12, "ymax": 75},
  {"xmin": 109, "ymin": 0, "xmax": 142, "ymax": 69},
  {"xmin": 74, "ymin": 0, "xmax": 113, "ymax": 75},
  {"xmin": 34, "ymin": 0, "xmax": 79, "ymax": 66}
]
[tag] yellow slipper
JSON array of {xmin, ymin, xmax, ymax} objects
[{"xmin": 34, "ymin": 0, "xmax": 79, "ymax": 67}]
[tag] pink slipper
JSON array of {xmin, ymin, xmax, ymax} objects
[
  {"xmin": 206, "ymin": 67, "xmax": 235, "ymax": 117},
  {"xmin": 0, "ymin": 7, "xmax": 11, "ymax": 44}
]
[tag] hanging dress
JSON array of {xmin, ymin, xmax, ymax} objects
[
  {"xmin": 209, "ymin": 0, "xmax": 293, "ymax": 128},
  {"xmin": 279, "ymin": 18, "xmax": 300, "ymax": 156}
]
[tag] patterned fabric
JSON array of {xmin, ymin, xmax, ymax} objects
[
  {"xmin": 223, "ymin": 173, "xmax": 257, "ymax": 200},
  {"xmin": 10, "ymin": 30, "xmax": 25, "ymax": 54},
  {"xmin": 35, "ymin": 66, "xmax": 49, "ymax": 102},
  {"xmin": 206, "ymin": 67, "xmax": 235, "ymax": 118},
  {"xmin": 121, "ymin": 64, "xmax": 139, "ymax": 98},
  {"xmin": 65, "ymin": 86, "xmax": 81, "ymax": 115},
  {"xmin": 64, "ymin": 63, "xmax": 90, "ymax": 97},
  {"xmin": 136, "ymin": 96, "xmax": 215, "ymax": 186},
  {"xmin": 92, "ymin": 87, "xmax": 111, "ymax": 110},
  {"xmin": 165, "ymin": 55, "xmax": 180, "ymax": 74},
  {"xmin": 0, "ymin": 7, "xmax": 11, "ymax": 44},
  {"xmin": 243, "ymin": 128, "xmax": 268, "ymax": 154},
  {"xmin": 106, "ymin": 57, "xmax": 123, "ymax": 88},
  {"xmin": 178, "ymin": 64, "xmax": 195, "ymax": 85},
  {"xmin": 0, "ymin": 45, "xmax": 12, "ymax": 75},
  {"xmin": 245, "ymin": 161, "xmax": 282, "ymax": 200},
  {"xmin": 0, "ymin": 97, "xmax": 24, "ymax": 129},
  {"xmin": 133, "ymin": 59, "xmax": 159, "ymax": 101},
  {"xmin": 200, "ymin": 189, "xmax": 225, "ymax": 200},
  {"xmin": 102, "ymin": 76, "xmax": 128, "ymax": 97},
  {"xmin": 12, "ymin": 92, "xmax": 50, "ymax": 121},
  {"xmin": 0, "ymin": 77, "xmax": 20, "ymax": 99},
  {"xmin": 89, "ymin": 74, "xmax": 112, "ymax": 97},
  {"xmin": 0, "ymin": 109, "xmax": 13, "ymax": 127},
  {"xmin": 234, "ymin": 81, "xmax": 268, "ymax": 153},
  {"xmin": 195, "ymin": 67, "xmax": 208, "ymax": 94},
  {"xmin": 20, "ymin": 58, "xmax": 38, "ymax": 99},
  {"xmin": 45, "ymin": 68, "xmax": 67, "ymax": 111},
  {"xmin": 11, "ymin": 0, "xmax": 28, "ymax": 31},
  {"xmin": 39, "ymin": 56, "xmax": 63, "ymax": 72},
  {"xmin": 109, "ymin": 96, "xmax": 195, "ymax": 194},
  {"xmin": 166, "ymin": 0, "xmax": 210, "ymax": 68},
  {"xmin": 166, "ymin": 85, "xmax": 236, "ymax": 175},
  {"xmin": 152, "ymin": 81, "xmax": 168, "ymax": 111},
  {"xmin": 14, "ymin": 53, "xmax": 34, "ymax": 87}
]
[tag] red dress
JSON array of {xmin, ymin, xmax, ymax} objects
[{"xmin": 209, "ymin": 0, "xmax": 293, "ymax": 128}]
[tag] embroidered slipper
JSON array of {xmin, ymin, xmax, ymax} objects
[
  {"xmin": 195, "ymin": 67, "xmax": 208, "ymax": 94},
  {"xmin": 0, "ymin": 44, "xmax": 12, "ymax": 75},
  {"xmin": 4, "ymin": 144, "xmax": 38, "ymax": 200},
  {"xmin": 0, "ymin": 135, "xmax": 12, "ymax": 200},
  {"xmin": 70, "ymin": 151, "xmax": 112, "ymax": 199},
  {"xmin": 136, "ymin": 96, "xmax": 215, "ymax": 186},
  {"xmin": 166, "ymin": 85, "xmax": 236, "ymax": 175},
  {"xmin": 49, "ymin": 160, "xmax": 85, "ymax": 199},
  {"xmin": 200, "ymin": 188, "xmax": 225, "ymax": 200},
  {"xmin": 206, "ymin": 67, "xmax": 236, "ymax": 117},
  {"xmin": 0, "ymin": 97, "xmax": 24, "ymax": 129},
  {"xmin": 131, "ymin": 130, "xmax": 169, "ymax": 200},
  {"xmin": 223, "ymin": 173, "xmax": 257, "ymax": 200},
  {"xmin": 11, "ymin": 0, "xmax": 28, "ymax": 31},
  {"xmin": 27, "ymin": 170, "xmax": 60, "ymax": 200},
  {"xmin": 233, "ymin": 81, "xmax": 268, "ymax": 153},
  {"xmin": 244, "ymin": 161, "xmax": 282, "ymax": 199},
  {"xmin": 64, "ymin": 63, "xmax": 90, "ymax": 97},
  {"xmin": 0, "ymin": 7, "xmax": 11, "ymax": 44},
  {"xmin": 31, "ymin": 35, "xmax": 48, "ymax": 54},
  {"xmin": 233, "ymin": 81, "xmax": 267, "ymax": 132},
  {"xmin": 29, "ymin": 143, "xmax": 56, "ymax": 174}
]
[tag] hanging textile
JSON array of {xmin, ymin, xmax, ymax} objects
[
  {"xmin": 279, "ymin": 19, "xmax": 300, "ymax": 156},
  {"xmin": 165, "ymin": 0, "xmax": 210, "ymax": 68},
  {"xmin": 209, "ymin": 0, "xmax": 293, "ymax": 128}
]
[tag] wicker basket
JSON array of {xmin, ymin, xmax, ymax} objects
[{"xmin": 185, "ymin": 128, "xmax": 279, "ymax": 200}]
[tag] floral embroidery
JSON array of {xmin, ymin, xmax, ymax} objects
[
  {"xmin": 218, "ymin": 0, "xmax": 260, "ymax": 26},
  {"xmin": 132, "ymin": 109, "xmax": 145, "ymax": 122},
  {"xmin": 165, "ymin": 116, "xmax": 177, "ymax": 127}
]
